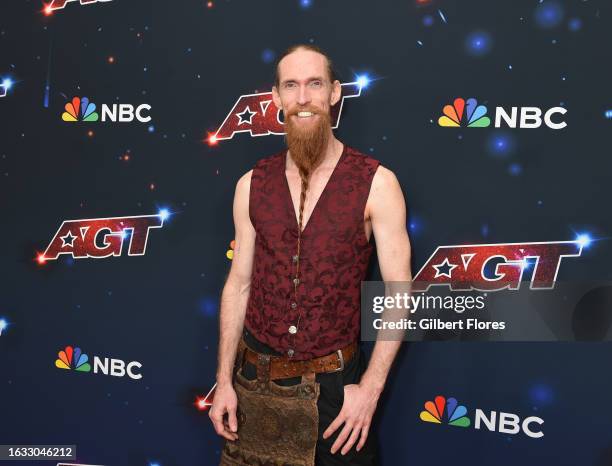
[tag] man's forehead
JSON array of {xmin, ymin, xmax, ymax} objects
[{"xmin": 278, "ymin": 50, "xmax": 328, "ymax": 82}]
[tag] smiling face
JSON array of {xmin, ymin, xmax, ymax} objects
[
  {"xmin": 273, "ymin": 48, "xmax": 341, "ymax": 131},
  {"xmin": 272, "ymin": 48, "xmax": 341, "ymax": 174}
]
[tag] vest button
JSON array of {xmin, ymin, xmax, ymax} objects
[
  {"xmin": 293, "ymin": 278, "xmax": 300, "ymax": 285},
  {"xmin": 288, "ymin": 325, "xmax": 298, "ymax": 334},
  {"xmin": 287, "ymin": 349, "xmax": 295, "ymax": 357},
  {"xmin": 292, "ymin": 254, "xmax": 299, "ymax": 263},
  {"xmin": 291, "ymin": 302, "xmax": 297, "ymax": 309}
]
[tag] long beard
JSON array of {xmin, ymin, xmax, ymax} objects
[{"xmin": 284, "ymin": 109, "xmax": 331, "ymax": 179}]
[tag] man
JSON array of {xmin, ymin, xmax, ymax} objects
[{"xmin": 210, "ymin": 44, "xmax": 412, "ymax": 465}]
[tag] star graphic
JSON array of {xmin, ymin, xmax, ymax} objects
[
  {"xmin": 236, "ymin": 106, "xmax": 256, "ymax": 125},
  {"xmin": 433, "ymin": 258, "xmax": 458, "ymax": 278},
  {"xmin": 61, "ymin": 231, "xmax": 77, "ymax": 247}
]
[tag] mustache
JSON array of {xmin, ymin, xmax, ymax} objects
[{"xmin": 285, "ymin": 105, "xmax": 325, "ymax": 117}]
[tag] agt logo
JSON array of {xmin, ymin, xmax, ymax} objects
[
  {"xmin": 195, "ymin": 383, "xmax": 217, "ymax": 412},
  {"xmin": 36, "ymin": 211, "xmax": 169, "ymax": 264},
  {"xmin": 420, "ymin": 395, "xmax": 544, "ymax": 439},
  {"xmin": 55, "ymin": 345, "xmax": 143, "ymax": 380},
  {"xmin": 412, "ymin": 238, "xmax": 589, "ymax": 292},
  {"xmin": 62, "ymin": 96, "xmax": 152, "ymax": 123},
  {"xmin": 0, "ymin": 77, "xmax": 13, "ymax": 98},
  {"xmin": 44, "ymin": 0, "xmax": 112, "ymax": 13},
  {"xmin": 438, "ymin": 97, "xmax": 567, "ymax": 129},
  {"xmin": 208, "ymin": 78, "xmax": 368, "ymax": 144}
]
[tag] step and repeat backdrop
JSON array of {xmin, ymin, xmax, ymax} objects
[{"xmin": 1, "ymin": 0, "xmax": 611, "ymax": 465}]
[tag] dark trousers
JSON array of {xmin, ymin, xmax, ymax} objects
[{"xmin": 240, "ymin": 329, "xmax": 380, "ymax": 466}]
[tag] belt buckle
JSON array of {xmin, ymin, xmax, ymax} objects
[{"xmin": 333, "ymin": 349, "xmax": 345, "ymax": 372}]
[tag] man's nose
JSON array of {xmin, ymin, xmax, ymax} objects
[{"xmin": 297, "ymin": 85, "xmax": 310, "ymax": 106}]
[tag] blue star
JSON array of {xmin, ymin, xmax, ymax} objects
[
  {"xmin": 534, "ymin": 1, "xmax": 564, "ymax": 29},
  {"xmin": 465, "ymin": 30, "xmax": 492, "ymax": 57},
  {"xmin": 0, "ymin": 78, "xmax": 13, "ymax": 97}
]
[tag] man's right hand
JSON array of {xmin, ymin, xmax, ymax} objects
[{"xmin": 209, "ymin": 382, "xmax": 239, "ymax": 441}]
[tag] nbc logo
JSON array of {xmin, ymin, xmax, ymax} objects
[
  {"xmin": 419, "ymin": 394, "xmax": 544, "ymax": 439},
  {"xmin": 55, "ymin": 345, "xmax": 91, "ymax": 371},
  {"xmin": 61, "ymin": 96, "xmax": 152, "ymax": 123},
  {"xmin": 55, "ymin": 345, "xmax": 143, "ymax": 380},
  {"xmin": 62, "ymin": 97, "xmax": 99, "ymax": 122},
  {"xmin": 226, "ymin": 239, "xmax": 235, "ymax": 260},
  {"xmin": 437, "ymin": 97, "xmax": 567, "ymax": 129},
  {"xmin": 420, "ymin": 395, "xmax": 470, "ymax": 427},
  {"xmin": 438, "ymin": 98, "xmax": 490, "ymax": 128}
]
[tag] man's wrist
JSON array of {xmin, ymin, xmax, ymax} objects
[
  {"xmin": 216, "ymin": 372, "xmax": 233, "ymax": 387},
  {"xmin": 359, "ymin": 374, "xmax": 385, "ymax": 395}
]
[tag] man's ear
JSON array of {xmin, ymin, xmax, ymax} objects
[
  {"xmin": 330, "ymin": 80, "xmax": 341, "ymax": 106},
  {"xmin": 272, "ymin": 86, "xmax": 282, "ymax": 110}
]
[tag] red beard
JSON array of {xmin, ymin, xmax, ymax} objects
[{"xmin": 284, "ymin": 106, "xmax": 331, "ymax": 179}]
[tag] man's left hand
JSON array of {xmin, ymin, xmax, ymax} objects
[{"xmin": 322, "ymin": 382, "xmax": 381, "ymax": 455}]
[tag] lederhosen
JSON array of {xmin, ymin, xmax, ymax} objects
[{"xmin": 219, "ymin": 329, "xmax": 380, "ymax": 466}]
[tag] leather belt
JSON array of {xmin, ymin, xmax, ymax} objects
[{"xmin": 240, "ymin": 340, "xmax": 357, "ymax": 380}]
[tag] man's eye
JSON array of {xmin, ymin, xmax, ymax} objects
[
  {"xmin": 310, "ymin": 81, "xmax": 322, "ymax": 88},
  {"xmin": 285, "ymin": 83, "xmax": 296, "ymax": 89}
]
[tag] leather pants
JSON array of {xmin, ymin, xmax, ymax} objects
[{"xmin": 219, "ymin": 329, "xmax": 380, "ymax": 466}]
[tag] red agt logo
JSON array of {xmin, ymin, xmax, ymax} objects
[
  {"xmin": 45, "ymin": 0, "xmax": 112, "ymax": 12},
  {"xmin": 37, "ymin": 213, "xmax": 166, "ymax": 263},
  {"xmin": 413, "ymin": 240, "xmax": 585, "ymax": 292},
  {"xmin": 208, "ymin": 81, "xmax": 363, "ymax": 144}
]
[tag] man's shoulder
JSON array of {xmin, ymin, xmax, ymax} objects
[
  {"xmin": 238, "ymin": 149, "xmax": 285, "ymax": 192},
  {"xmin": 344, "ymin": 144, "xmax": 382, "ymax": 172}
]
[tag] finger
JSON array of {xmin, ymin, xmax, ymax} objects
[
  {"xmin": 323, "ymin": 413, "xmax": 345, "ymax": 439},
  {"xmin": 220, "ymin": 428, "xmax": 238, "ymax": 441},
  {"xmin": 222, "ymin": 418, "xmax": 239, "ymax": 441},
  {"xmin": 227, "ymin": 405, "xmax": 238, "ymax": 433},
  {"xmin": 210, "ymin": 409, "xmax": 226, "ymax": 435},
  {"xmin": 330, "ymin": 423, "xmax": 353, "ymax": 454},
  {"xmin": 211, "ymin": 409, "xmax": 237, "ymax": 441},
  {"xmin": 341, "ymin": 424, "xmax": 362, "ymax": 455},
  {"xmin": 356, "ymin": 423, "xmax": 370, "ymax": 452}
]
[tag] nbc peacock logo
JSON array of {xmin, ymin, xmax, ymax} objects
[
  {"xmin": 54, "ymin": 344, "xmax": 143, "ymax": 380},
  {"xmin": 55, "ymin": 345, "xmax": 91, "ymax": 372},
  {"xmin": 438, "ymin": 97, "xmax": 490, "ymax": 128},
  {"xmin": 62, "ymin": 97, "xmax": 99, "ymax": 122},
  {"xmin": 419, "ymin": 395, "xmax": 471, "ymax": 427}
]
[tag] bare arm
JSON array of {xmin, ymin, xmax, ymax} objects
[
  {"xmin": 360, "ymin": 166, "xmax": 412, "ymax": 393},
  {"xmin": 324, "ymin": 165, "xmax": 412, "ymax": 455},
  {"xmin": 210, "ymin": 169, "xmax": 256, "ymax": 441},
  {"xmin": 216, "ymin": 169, "xmax": 256, "ymax": 386}
]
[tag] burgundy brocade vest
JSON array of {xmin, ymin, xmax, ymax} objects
[{"xmin": 244, "ymin": 144, "xmax": 380, "ymax": 360}]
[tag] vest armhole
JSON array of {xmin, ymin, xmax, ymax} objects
[
  {"xmin": 360, "ymin": 158, "xmax": 381, "ymax": 246},
  {"xmin": 248, "ymin": 161, "xmax": 262, "ymax": 230},
  {"xmin": 248, "ymin": 152, "xmax": 284, "ymax": 230},
  {"xmin": 364, "ymin": 159, "xmax": 381, "ymax": 206}
]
